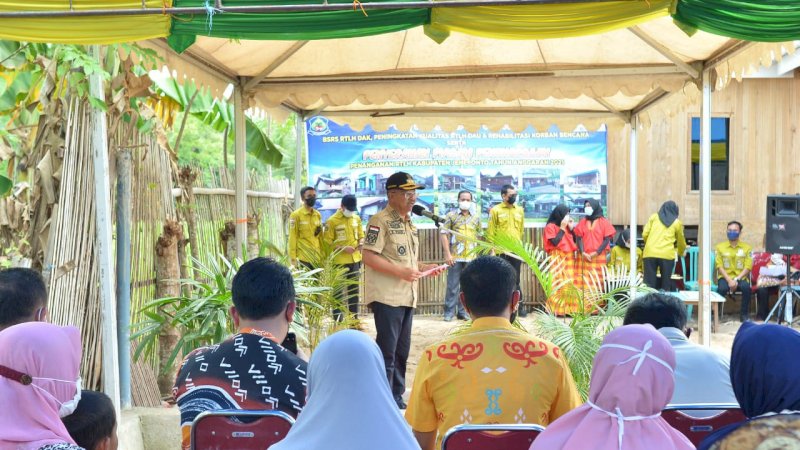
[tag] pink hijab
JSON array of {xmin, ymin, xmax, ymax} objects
[
  {"xmin": 531, "ymin": 324, "xmax": 694, "ymax": 450},
  {"xmin": 0, "ymin": 322, "xmax": 82, "ymax": 450}
]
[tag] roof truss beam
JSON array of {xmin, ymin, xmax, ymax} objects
[
  {"xmin": 242, "ymin": 41, "xmax": 308, "ymax": 93},
  {"xmin": 254, "ymin": 64, "xmax": 690, "ymax": 86},
  {"xmin": 628, "ymin": 26, "xmax": 701, "ymax": 79},
  {"xmin": 592, "ymin": 97, "xmax": 631, "ymax": 122}
]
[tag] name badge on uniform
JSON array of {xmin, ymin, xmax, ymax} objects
[{"xmin": 366, "ymin": 225, "xmax": 380, "ymax": 245}]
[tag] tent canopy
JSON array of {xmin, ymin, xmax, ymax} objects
[{"xmin": 144, "ymin": 15, "xmax": 795, "ymax": 130}]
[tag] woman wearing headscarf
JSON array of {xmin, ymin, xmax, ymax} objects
[
  {"xmin": 574, "ymin": 199, "xmax": 617, "ymax": 297},
  {"xmin": 0, "ymin": 322, "xmax": 84, "ymax": 450},
  {"xmin": 697, "ymin": 322, "xmax": 800, "ymax": 450},
  {"xmin": 642, "ymin": 201, "xmax": 686, "ymax": 291},
  {"xmin": 608, "ymin": 229, "xmax": 643, "ymax": 275},
  {"xmin": 543, "ymin": 204, "xmax": 579, "ymax": 315},
  {"xmin": 531, "ymin": 324, "xmax": 694, "ymax": 450},
  {"xmin": 271, "ymin": 330, "xmax": 420, "ymax": 450}
]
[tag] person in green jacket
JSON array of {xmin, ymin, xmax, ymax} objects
[{"xmin": 642, "ymin": 201, "xmax": 686, "ymax": 291}]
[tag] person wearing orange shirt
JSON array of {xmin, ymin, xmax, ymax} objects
[
  {"xmin": 574, "ymin": 199, "xmax": 616, "ymax": 298},
  {"xmin": 543, "ymin": 204, "xmax": 579, "ymax": 315}
]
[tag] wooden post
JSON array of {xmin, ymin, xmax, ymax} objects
[
  {"xmin": 154, "ymin": 220, "xmax": 183, "ymax": 394},
  {"xmin": 233, "ymin": 86, "xmax": 247, "ymax": 258},
  {"xmin": 629, "ymin": 115, "xmax": 638, "ymax": 300},
  {"xmin": 89, "ymin": 45, "xmax": 121, "ymax": 413},
  {"xmin": 115, "ymin": 148, "xmax": 133, "ymax": 409},
  {"xmin": 698, "ymin": 70, "xmax": 713, "ymax": 346}
]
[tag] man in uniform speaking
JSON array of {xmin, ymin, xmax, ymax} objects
[{"xmin": 363, "ymin": 171, "xmax": 445, "ymax": 409}]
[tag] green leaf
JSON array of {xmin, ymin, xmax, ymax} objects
[
  {"xmin": 0, "ymin": 174, "xmax": 11, "ymax": 197},
  {"xmin": 0, "ymin": 41, "xmax": 26, "ymax": 69},
  {"xmin": 88, "ymin": 96, "xmax": 108, "ymax": 112}
]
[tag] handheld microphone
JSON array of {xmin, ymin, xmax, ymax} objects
[{"xmin": 412, "ymin": 205, "xmax": 446, "ymax": 224}]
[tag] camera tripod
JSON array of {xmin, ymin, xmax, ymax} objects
[{"xmin": 764, "ymin": 260, "xmax": 800, "ymax": 327}]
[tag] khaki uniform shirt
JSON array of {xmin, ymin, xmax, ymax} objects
[
  {"xmin": 440, "ymin": 210, "xmax": 481, "ymax": 261},
  {"xmin": 715, "ymin": 240, "xmax": 753, "ymax": 279},
  {"xmin": 323, "ymin": 210, "xmax": 364, "ymax": 265},
  {"xmin": 363, "ymin": 206, "xmax": 419, "ymax": 308},
  {"xmin": 288, "ymin": 206, "xmax": 323, "ymax": 263},
  {"xmin": 487, "ymin": 203, "xmax": 524, "ymax": 242}
]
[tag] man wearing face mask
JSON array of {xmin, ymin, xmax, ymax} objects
[
  {"xmin": 289, "ymin": 186, "xmax": 323, "ymax": 268},
  {"xmin": 323, "ymin": 195, "xmax": 365, "ymax": 322},
  {"xmin": 440, "ymin": 190, "xmax": 481, "ymax": 322},
  {"xmin": 487, "ymin": 184, "xmax": 526, "ymax": 316},
  {"xmin": 714, "ymin": 221, "xmax": 753, "ymax": 322}
]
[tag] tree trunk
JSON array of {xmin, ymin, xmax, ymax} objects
[
  {"xmin": 155, "ymin": 220, "xmax": 183, "ymax": 395},
  {"xmin": 178, "ymin": 166, "xmax": 199, "ymax": 272},
  {"xmin": 219, "ymin": 220, "xmax": 236, "ymax": 262},
  {"xmin": 247, "ymin": 214, "xmax": 260, "ymax": 260}
]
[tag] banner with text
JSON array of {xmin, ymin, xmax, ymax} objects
[{"xmin": 306, "ymin": 117, "xmax": 608, "ymax": 227}]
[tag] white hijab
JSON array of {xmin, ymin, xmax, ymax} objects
[{"xmin": 271, "ymin": 330, "xmax": 420, "ymax": 450}]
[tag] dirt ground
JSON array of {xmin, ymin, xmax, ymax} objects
[{"xmin": 359, "ymin": 312, "xmax": 741, "ymax": 391}]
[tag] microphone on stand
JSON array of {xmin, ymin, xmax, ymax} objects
[{"xmin": 412, "ymin": 205, "xmax": 446, "ymax": 226}]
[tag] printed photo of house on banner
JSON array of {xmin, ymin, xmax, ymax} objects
[{"xmin": 306, "ymin": 116, "xmax": 608, "ymax": 227}]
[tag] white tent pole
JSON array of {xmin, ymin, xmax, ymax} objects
[
  {"xmin": 294, "ymin": 115, "xmax": 305, "ymax": 208},
  {"xmin": 89, "ymin": 45, "xmax": 121, "ymax": 414},
  {"xmin": 233, "ymin": 85, "xmax": 248, "ymax": 258},
  {"xmin": 629, "ymin": 115, "xmax": 638, "ymax": 299},
  {"xmin": 698, "ymin": 70, "xmax": 713, "ymax": 346}
]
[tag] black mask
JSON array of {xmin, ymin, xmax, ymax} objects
[
  {"xmin": 507, "ymin": 194, "xmax": 517, "ymax": 205},
  {"xmin": 304, "ymin": 197, "xmax": 316, "ymax": 207}
]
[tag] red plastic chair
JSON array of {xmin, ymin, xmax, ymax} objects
[
  {"xmin": 662, "ymin": 403, "xmax": 746, "ymax": 447},
  {"xmin": 441, "ymin": 424, "xmax": 545, "ymax": 450},
  {"xmin": 190, "ymin": 409, "xmax": 295, "ymax": 450}
]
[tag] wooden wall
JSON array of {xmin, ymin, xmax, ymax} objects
[{"xmin": 606, "ymin": 75, "xmax": 800, "ymax": 249}]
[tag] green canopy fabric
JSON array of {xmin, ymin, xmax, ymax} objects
[
  {"xmin": 167, "ymin": 0, "xmax": 429, "ymax": 53},
  {"xmin": 673, "ymin": 0, "xmax": 800, "ymax": 42}
]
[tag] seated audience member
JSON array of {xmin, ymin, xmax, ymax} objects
[
  {"xmin": 715, "ymin": 221, "xmax": 753, "ymax": 322},
  {"xmin": 272, "ymin": 330, "xmax": 419, "ymax": 450},
  {"xmin": 532, "ymin": 324, "xmax": 694, "ymax": 450},
  {"xmin": 624, "ymin": 293, "xmax": 736, "ymax": 416},
  {"xmin": 754, "ymin": 253, "xmax": 800, "ymax": 321},
  {"xmin": 698, "ymin": 322, "xmax": 800, "ymax": 450},
  {"xmin": 0, "ymin": 267, "xmax": 48, "ymax": 331},
  {"xmin": 173, "ymin": 257, "xmax": 308, "ymax": 450},
  {"xmin": 406, "ymin": 256, "xmax": 581, "ymax": 450},
  {"xmin": 62, "ymin": 391, "xmax": 117, "ymax": 450},
  {"xmin": 0, "ymin": 322, "xmax": 83, "ymax": 450}
]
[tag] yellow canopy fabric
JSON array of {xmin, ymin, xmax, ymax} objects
[
  {"xmin": 0, "ymin": 1, "xmax": 172, "ymax": 44},
  {"xmin": 425, "ymin": 0, "xmax": 672, "ymax": 42}
]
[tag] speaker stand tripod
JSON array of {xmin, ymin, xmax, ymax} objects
[{"xmin": 764, "ymin": 259, "xmax": 800, "ymax": 327}]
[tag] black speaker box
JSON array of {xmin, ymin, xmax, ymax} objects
[{"xmin": 766, "ymin": 195, "xmax": 800, "ymax": 254}]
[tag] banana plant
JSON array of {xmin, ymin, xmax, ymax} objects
[{"xmin": 148, "ymin": 69, "xmax": 284, "ymax": 168}]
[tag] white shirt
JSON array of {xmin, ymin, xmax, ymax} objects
[{"xmin": 659, "ymin": 327, "xmax": 738, "ymax": 417}]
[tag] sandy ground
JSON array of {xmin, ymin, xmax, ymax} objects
[{"xmin": 358, "ymin": 312, "xmax": 741, "ymax": 392}]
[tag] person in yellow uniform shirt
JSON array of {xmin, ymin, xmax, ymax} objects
[
  {"xmin": 323, "ymin": 195, "xmax": 365, "ymax": 322},
  {"xmin": 608, "ymin": 229, "xmax": 644, "ymax": 275},
  {"xmin": 487, "ymin": 184, "xmax": 526, "ymax": 316},
  {"xmin": 440, "ymin": 190, "xmax": 481, "ymax": 322},
  {"xmin": 715, "ymin": 221, "xmax": 753, "ymax": 322},
  {"xmin": 406, "ymin": 256, "xmax": 581, "ymax": 450},
  {"xmin": 289, "ymin": 186, "xmax": 323, "ymax": 268},
  {"xmin": 642, "ymin": 201, "xmax": 686, "ymax": 291}
]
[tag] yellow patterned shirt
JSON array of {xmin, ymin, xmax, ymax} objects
[
  {"xmin": 440, "ymin": 210, "xmax": 482, "ymax": 261},
  {"xmin": 405, "ymin": 317, "xmax": 581, "ymax": 448}
]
